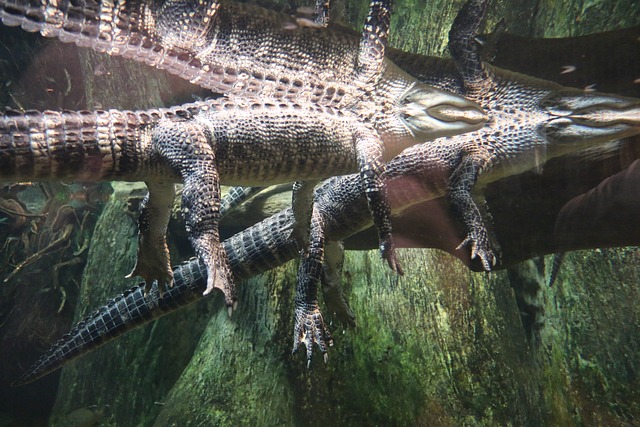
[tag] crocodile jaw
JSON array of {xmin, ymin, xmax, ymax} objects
[{"xmin": 542, "ymin": 89, "xmax": 640, "ymax": 144}]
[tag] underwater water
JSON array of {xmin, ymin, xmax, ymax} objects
[{"xmin": 0, "ymin": 0, "xmax": 639, "ymax": 425}]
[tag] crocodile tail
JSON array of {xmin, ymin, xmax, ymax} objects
[
  {"xmin": 0, "ymin": 101, "xmax": 213, "ymax": 182},
  {"xmin": 12, "ymin": 208, "xmax": 301, "ymax": 386},
  {"xmin": 12, "ymin": 258, "xmax": 208, "ymax": 386},
  {"xmin": 0, "ymin": 0, "xmax": 239, "ymax": 92}
]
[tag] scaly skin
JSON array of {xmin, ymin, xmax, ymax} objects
[
  {"xmin": 291, "ymin": 0, "xmax": 640, "ymax": 363},
  {"xmin": 14, "ymin": 93, "xmax": 640, "ymax": 384},
  {"xmin": 11, "ymin": 0, "xmax": 640, "ymax": 380},
  {"xmin": 0, "ymin": 0, "xmax": 487, "ymax": 306},
  {"xmin": 0, "ymin": 0, "xmax": 379, "ymax": 104}
]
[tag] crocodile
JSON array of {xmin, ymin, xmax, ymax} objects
[
  {"xmin": 0, "ymin": 0, "xmax": 487, "ymax": 308},
  {"xmin": 10, "ymin": 0, "xmax": 640, "ymax": 380},
  {"xmin": 14, "ymin": 132, "xmax": 640, "ymax": 385},
  {"xmin": 14, "ymin": 35, "xmax": 640, "ymax": 385},
  {"xmin": 290, "ymin": 0, "xmax": 640, "ymax": 360},
  {"xmin": 0, "ymin": 0, "xmax": 390, "ymax": 103}
]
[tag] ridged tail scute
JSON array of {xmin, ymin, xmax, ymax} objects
[
  {"xmin": 12, "ymin": 257, "xmax": 208, "ymax": 386},
  {"xmin": 0, "ymin": 109, "xmax": 147, "ymax": 181},
  {"xmin": 0, "ymin": 102, "xmax": 215, "ymax": 183},
  {"xmin": 12, "ymin": 208, "xmax": 302, "ymax": 386}
]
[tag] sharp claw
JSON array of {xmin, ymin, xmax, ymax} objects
[
  {"xmin": 323, "ymin": 353, "xmax": 328, "ymax": 364},
  {"xmin": 227, "ymin": 305, "xmax": 233, "ymax": 317},
  {"xmin": 293, "ymin": 306, "xmax": 334, "ymax": 367}
]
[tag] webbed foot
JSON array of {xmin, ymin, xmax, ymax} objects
[
  {"xmin": 127, "ymin": 182, "xmax": 176, "ymax": 296},
  {"xmin": 292, "ymin": 304, "xmax": 333, "ymax": 367},
  {"xmin": 192, "ymin": 233, "xmax": 237, "ymax": 312},
  {"xmin": 126, "ymin": 241, "xmax": 173, "ymax": 295}
]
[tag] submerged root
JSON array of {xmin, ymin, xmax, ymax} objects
[{"xmin": 4, "ymin": 224, "xmax": 74, "ymax": 283}]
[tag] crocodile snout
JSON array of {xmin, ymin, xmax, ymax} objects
[{"xmin": 543, "ymin": 89, "xmax": 640, "ymax": 144}]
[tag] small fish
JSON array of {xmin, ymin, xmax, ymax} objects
[
  {"xmin": 295, "ymin": 17, "xmax": 325, "ymax": 28},
  {"xmin": 560, "ymin": 65, "xmax": 577, "ymax": 74}
]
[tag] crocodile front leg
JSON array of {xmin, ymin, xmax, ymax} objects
[
  {"xmin": 292, "ymin": 205, "xmax": 356, "ymax": 364},
  {"xmin": 448, "ymin": 0, "xmax": 492, "ymax": 91},
  {"xmin": 446, "ymin": 0, "xmax": 499, "ymax": 269},
  {"xmin": 354, "ymin": 124, "xmax": 403, "ymax": 274},
  {"xmin": 152, "ymin": 119, "xmax": 236, "ymax": 309},
  {"xmin": 351, "ymin": 0, "xmax": 402, "ymax": 273},
  {"xmin": 126, "ymin": 181, "xmax": 175, "ymax": 295},
  {"xmin": 449, "ymin": 153, "xmax": 499, "ymax": 270}
]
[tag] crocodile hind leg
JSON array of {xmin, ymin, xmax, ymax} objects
[
  {"xmin": 446, "ymin": 0, "xmax": 499, "ymax": 269},
  {"xmin": 293, "ymin": 202, "xmax": 332, "ymax": 366},
  {"xmin": 152, "ymin": 119, "xmax": 236, "ymax": 310},
  {"xmin": 352, "ymin": 0, "xmax": 391, "ymax": 89},
  {"xmin": 292, "ymin": 209, "xmax": 356, "ymax": 364},
  {"xmin": 126, "ymin": 181, "xmax": 176, "ymax": 295}
]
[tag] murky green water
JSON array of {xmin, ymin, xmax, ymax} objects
[{"xmin": 0, "ymin": 0, "xmax": 638, "ymax": 425}]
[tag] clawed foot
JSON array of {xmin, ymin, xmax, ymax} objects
[
  {"xmin": 456, "ymin": 228, "xmax": 499, "ymax": 271},
  {"xmin": 292, "ymin": 305, "xmax": 333, "ymax": 367},
  {"xmin": 126, "ymin": 242, "xmax": 173, "ymax": 296},
  {"xmin": 203, "ymin": 261, "xmax": 238, "ymax": 316},
  {"xmin": 380, "ymin": 238, "xmax": 404, "ymax": 276},
  {"xmin": 322, "ymin": 286, "xmax": 356, "ymax": 328},
  {"xmin": 197, "ymin": 239, "xmax": 238, "ymax": 315}
]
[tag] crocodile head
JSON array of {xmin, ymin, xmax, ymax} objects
[
  {"xmin": 541, "ymin": 89, "xmax": 640, "ymax": 145},
  {"xmin": 400, "ymin": 81, "xmax": 488, "ymax": 140}
]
